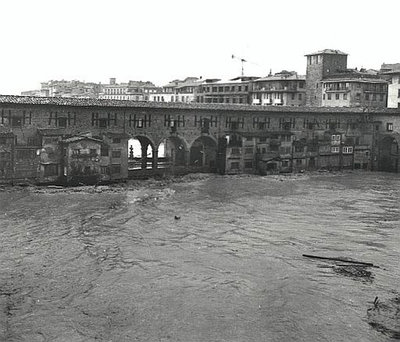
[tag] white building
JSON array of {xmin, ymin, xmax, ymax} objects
[{"xmin": 99, "ymin": 78, "xmax": 159, "ymax": 101}]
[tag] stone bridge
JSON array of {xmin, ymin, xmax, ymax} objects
[{"xmin": 0, "ymin": 95, "xmax": 400, "ymax": 184}]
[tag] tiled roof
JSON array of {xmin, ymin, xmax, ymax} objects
[
  {"xmin": 255, "ymin": 74, "xmax": 306, "ymax": 82},
  {"xmin": 323, "ymin": 77, "xmax": 388, "ymax": 84},
  {"xmin": 381, "ymin": 63, "xmax": 400, "ymax": 72},
  {"xmin": 305, "ymin": 49, "xmax": 348, "ymax": 56},
  {"xmin": 0, "ymin": 95, "xmax": 399, "ymax": 114}
]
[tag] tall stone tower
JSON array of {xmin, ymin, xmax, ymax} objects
[{"xmin": 305, "ymin": 49, "xmax": 348, "ymax": 106}]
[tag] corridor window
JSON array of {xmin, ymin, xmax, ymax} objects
[
  {"xmin": 343, "ymin": 147, "xmax": 353, "ymax": 154},
  {"xmin": 387, "ymin": 123, "xmax": 393, "ymax": 131},
  {"xmin": 331, "ymin": 146, "xmax": 340, "ymax": 153}
]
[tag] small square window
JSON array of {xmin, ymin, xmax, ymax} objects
[
  {"xmin": 112, "ymin": 150, "xmax": 122, "ymax": 158},
  {"xmin": 99, "ymin": 118, "xmax": 107, "ymax": 128},
  {"xmin": 110, "ymin": 164, "xmax": 121, "ymax": 174},
  {"xmin": 58, "ymin": 117, "xmax": 67, "ymax": 127}
]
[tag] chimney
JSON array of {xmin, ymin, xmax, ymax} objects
[{"xmin": 110, "ymin": 78, "xmax": 116, "ymax": 85}]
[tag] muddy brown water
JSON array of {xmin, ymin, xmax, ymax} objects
[{"xmin": 0, "ymin": 172, "xmax": 399, "ymax": 341}]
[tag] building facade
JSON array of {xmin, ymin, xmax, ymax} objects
[
  {"xmin": 321, "ymin": 72, "xmax": 388, "ymax": 108},
  {"xmin": 99, "ymin": 78, "xmax": 159, "ymax": 101},
  {"xmin": 150, "ymin": 77, "xmax": 204, "ymax": 103},
  {"xmin": 380, "ymin": 63, "xmax": 400, "ymax": 108},
  {"xmin": 305, "ymin": 49, "xmax": 348, "ymax": 106},
  {"xmin": 305, "ymin": 49, "xmax": 388, "ymax": 108},
  {"xmin": 251, "ymin": 71, "xmax": 306, "ymax": 106},
  {"xmin": 197, "ymin": 76, "xmax": 259, "ymax": 104}
]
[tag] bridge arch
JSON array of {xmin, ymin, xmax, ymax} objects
[
  {"xmin": 378, "ymin": 134, "xmax": 400, "ymax": 172},
  {"xmin": 128, "ymin": 135, "xmax": 156, "ymax": 170},
  {"xmin": 157, "ymin": 135, "xmax": 189, "ymax": 168},
  {"xmin": 189, "ymin": 135, "xmax": 218, "ymax": 171}
]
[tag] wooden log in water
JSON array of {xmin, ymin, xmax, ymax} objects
[{"xmin": 302, "ymin": 254, "xmax": 374, "ymax": 267}]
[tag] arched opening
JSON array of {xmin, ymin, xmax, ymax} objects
[
  {"xmin": 189, "ymin": 136, "xmax": 217, "ymax": 171},
  {"xmin": 128, "ymin": 136, "xmax": 154, "ymax": 170},
  {"xmin": 160, "ymin": 136, "xmax": 187, "ymax": 167},
  {"xmin": 379, "ymin": 136, "xmax": 399, "ymax": 172}
]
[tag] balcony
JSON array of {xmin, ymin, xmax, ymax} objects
[
  {"xmin": 262, "ymin": 99, "xmax": 272, "ymax": 105},
  {"xmin": 324, "ymin": 87, "xmax": 350, "ymax": 93},
  {"xmin": 71, "ymin": 151, "xmax": 98, "ymax": 159}
]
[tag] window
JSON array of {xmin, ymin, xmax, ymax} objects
[
  {"xmin": 58, "ymin": 117, "xmax": 67, "ymax": 127},
  {"xmin": 365, "ymin": 93, "xmax": 370, "ymax": 101},
  {"xmin": 295, "ymin": 144, "xmax": 303, "ymax": 152},
  {"xmin": 11, "ymin": 117, "xmax": 22, "ymax": 127},
  {"xmin": 231, "ymin": 148, "xmax": 240, "ymax": 155},
  {"xmin": 331, "ymin": 146, "xmax": 340, "ymax": 153},
  {"xmin": 44, "ymin": 164, "xmax": 58, "ymax": 176},
  {"xmin": 0, "ymin": 151, "xmax": 11, "ymax": 159},
  {"xmin": 16, "ymin": 149, "xmax": 35, "ymax": 160},
  {"xmin": 327, "ymin": 94, "xmax": 331, "ymax": 100},
  {"xmin": 101, "ymin": 145, "xmax": 109, "ymax": 156},
  {"xmin": 296, "ymin": 159, "xmax": 302, "ymax": 165},
  {"xmin": 111, "ymin": 164, "xmax": 121, "ymax": 174},
  {"xmin": 343, "ymin": 93, "xmax": 347, "ymax": 100},
  {"xmin": 245, "ymin": 147, "xmax": 253, "ymax": 154},
  {"xmin": 112, "ymin": 150, "xmax": 121, "ymax": 158},
  {"xmin": 230, "ymin": 162, "xmax": 240, "ymax": 169},
  {"xmin": 112, "ymin": 138, "xmax": 121, "ymax": 144},
  {"xmin": 99, "ymin": 118, "xmax": 107, "ymax": 128},
  {"xmin": 72, "ymin": 149, "xmax": 81, "ymax": 155},
  {"xmin": 343, "ymin": 147, "xmax": 353, "ymax": 154},
  {"xmin": 298, "ymin": 94, "xmax": 302, "ymax": 100},
  {"xmin": 90, "ymin": 149, "xmax": 97, "ymax": 155},
  {"xmin": 398, "ymin": 89, "xmax": 400, "ymax": 98},
  {"xmin": 238, "ymin": 86, "xmax": 242, "ymax": 92},
  {"xmin": 387, "ymin": 123, "xmax": 393, "ymax": 131},
  {"xmin": 100, "ymin": 166, "xmax": 109, "ymax": 175},
  {"xmin": 244, "ymin": 161, "xmax": 253, "ymax": 169},
  {"xmin": 335, "ymin": 93, "xmax": 339, "ymax": 100}
]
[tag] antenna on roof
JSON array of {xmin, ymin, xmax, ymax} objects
[{"xmin": 232, "ymin": 54, "xmax": 247, "ymax": 76}]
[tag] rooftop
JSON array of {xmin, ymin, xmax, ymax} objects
[
  {"xmin": 305, "ymin": 49, "xmax": 348, "ymax": 56},
  {"xmin": 0, "ymin": 94, "xmax": 399, "ymax": 114},
  {"xmin": 255, "ymin": 71, "xmax": 305, "ymax": 82},
  {"xmin": 381, "ymin": 63, "xmax": 400, "ymax": 72}
]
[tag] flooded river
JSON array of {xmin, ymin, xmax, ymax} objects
[{"xmin": 0, "ymin": 172, "xmax": 399, "ymax": 341}]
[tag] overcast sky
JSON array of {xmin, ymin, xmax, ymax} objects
[{"xmin": 0, "ymin": 0, "xmax": 398, "ymax": 95}]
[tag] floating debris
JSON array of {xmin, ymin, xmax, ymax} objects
[
  {"xmin": 332, "ymin": 264, "xmax": 374, "ymax": 282},
  {"xmin": 367, "ymin": 296, "xmax": 400, "ymax": 339}
]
